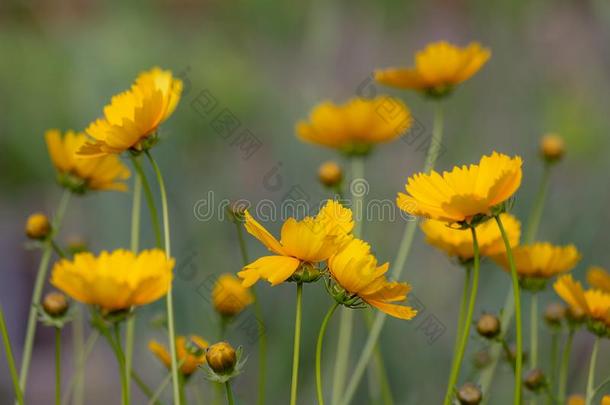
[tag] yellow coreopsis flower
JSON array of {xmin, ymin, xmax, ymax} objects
[
  {"xmin": 238, "ymin": 200, "xmax": 354, "ymax": 287},
  {"xmin": 213, "ymin": 274, "xmax": 254, "ymax": 317},
  {"xmin": 79, "ymin": 67, "xmax": 183, "ymax": 156},
  {"xmin": 296, "ymin": 97, "xmax": 412, "ymax": 155},
  {"xmin": 397, "ymin": 152, "xmax": 522, "ymax": 224},
  {"xmin": 149, "ymin": 335, "xmax": 209, "ymax": 376},
  {"xmin": 45, "ymin": 129, "xmax": 130, "ymax": 192},
  {"xmin": 50, "ymin": 249, "xmax": 174, "ymax": 311},
  {"xmin": 492, "ymin": 243, "xmax": 581, "ymax": 280},
  {"xmin": 587, "ymin": 266, "xmax": 610, "ymax": 293},
  {"xmin": 554, "ymin": 275, "xmax": 610, "ymax": 331},
  {"xmin": 328, "ymin": 238, "xmax": 416, "ymax": 320},
  {"xmin": 421, "ymin": 213, "xmax": 521, "ymax": 261},
  {"xmin": 375, "ymin": 41, "xmax": 491, "ymax": 97}
]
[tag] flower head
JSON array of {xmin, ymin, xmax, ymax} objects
[
  {"xmin": 51, "ymin": 249, "xmax": 174, "ymax": 311},
  {"xmin": 540, "ymin": 133, "xmax": 565, "ymax": 163},
  {"xmin": 397, "ymin": 152, "xmax": 522, "ymax": 224},
  {"xmin": 25, "ymin": 212, "xmax": 51, "ymax": 240},
  {"xmin": 79, "ymin": 67, "xmax": 182, "ymax": 156},
  {"xmin": 318, "ymin": 161, "xmax": 343, "ymax": 188},
  {"xmin": 421, "ymin": 213, "xmax": 521, "ymax": 260},
  {"xmin": 567, "ymin": 395, "xmax": 585, "ymax": 405},
  {"xmin": 205, "ymin": 341, "xmax": 237, "ymax": 375},
  {"xmin": 149, "ymin": 335, "xmax": 209, "ymax": 376},
  {"xmin": 42, "ymin": 292, "xmax": 69, "ymax": 318},
  {"xmin": 328, "ymin": 238, "xmax": 416, "ymax": 320},
  {"xmin": 238, "ymin": 200, "xmax": 353, "ymax": 287},
  {"xmin": 375, "ymin": 41, "xmax": 490, "ymax": 97},
  {"xmin": 296, "ymin": 97, "xmax": 412, "ymax": 154},
  {"xmin": 212, "ymin": 274, "xmax": 254, "ymax": 317},
  {"xmin": 554, "ymin": 275, "xmax": 610, "ymax": 334},
  {"xmin": 493, "ymin": 243, "xmax": 581, "ymax": 280},
  {"xmin": 587, "ymin": 266, "xmax": 610, "ymax": 293},
  {"xmin": 45, "ymin": 129, "xmax": 130, "ymax": 192}
]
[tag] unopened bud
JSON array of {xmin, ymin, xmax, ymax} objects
[
  {"xmin": 318, "ymin": 161, "xmax": 343, "ymax": 188},
  {"xmin": 544, "ymin": 302, "xmax": 566, "ymax": 327},
  {"xmin": 524, "ymin": 368, "xmax": 546, "ymax": 392},
  {"xmin": 476, "ymin": 313, "xmax": 500, "ymax": 339},
  {"xmin": 26, "ymin": 213, "xmax": 51, "ymax": 240},
  {"xmin": 457, "ymin": 382, "xmax": 482, "ymax": 405},
  {"xmin": 206, "ymin": 341, "xmax": 237, "ymax": 375},
  {"xmin": 540, "ymin": 133, "xmax": 564, "ymax": 163},
  {"xmin": 42, "ymin": 292, "xmax": 69, "ymax": 317}
]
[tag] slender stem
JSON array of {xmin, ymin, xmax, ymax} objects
[
  {"xmin": 316, "ymin": 302, "xmax": 340, "ymax": 405},
  {"xmin": 225, "ymin": 382, "xmax": 235, "ymax": 405},
  {"xmin": 531, "ymin": 294, "xmax": 538, "ymax": 368},
  {"xmin": 51, "ymin": 240, "xmax": 66, "ymax": 258},
  {"xmin": 235, "ymin": 220, "xmax": 249, "ymax": 265},
  {"xmin": 500, "ymin": 338, "xmax": 516, "ymax": 372},
  {"xmin": 147, "ymin": 363, "xmax": 185, "ymax": 405},
  {"xmin": 495, "ymin": 215, "xmax": 523, "ymax": 405},
  {"xmin": 178, "ymin": 374, "xmax": 186, "ymax": 405},
  {"xmin": 55, "ymin": 328, "xmax": 61, "ymax": 405},
  {"xmin": 72, "ymin": 307, "xmax": 85, "ymax": 405},
  {"xmin": 524, "ymin": 164, "xmax": 550, "ymax": 243},
  {"xmin": 350, "ymin": 156, "xmax": 365, "ymax": 237},
  {"xmin": 130, "ymin": 154, "xmax": 162, "ymax": 247},
  {"xmin": 1, "ymin": 303, "xmax": 24, "ymax": 405},
  {"xmin": 546, "ymin": 332, "xmax": 559, "ymax": 405},
  {"xmin": 340, "ymin": 101, "xmax": 445, "ymax": 405},
  {"xmin": 145, "ymin": 151, "xmax": 180, "ymax": 405},
  {"xmin": 593, "ymin": 375, "xmax": 610, "ymax": 398},
  {"xmin": 557, "ymin": 330, "xmax": 574, "ymax": 403},
  {"xmin": 130, "ymin": 370, "xmax": 159, "ymax": 404},
  {"xmin": 453, "ymin": 266, "xmax": 472, "ymax": 364},
  {"xmin": 62, "ymin": 331, "xmax": 99, "ymax": 405},
  {"xmin": 443, "ymin": 226, "xmax": 480, "ymax": 405},
  {"xmin": 19, "ymin": 190, "xmax": 70, "ymax": 401},
  {"xmin": 290, "ymin": 283, "xmax": 303, "ymax": 405},
  {"xmin": 113, "ymin": 323, "xmax": 129, "ymax": 405},
  {"xmin": 586, "ymin": 336, "xmax": 600, "ymax": 405}
]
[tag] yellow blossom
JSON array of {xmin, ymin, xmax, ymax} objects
[
  {"xmin": 213, "ymin": 274, "xmax": 254, "ymax": 317},
  {"xmin": 554, "ymin": 275, "xmax": 610, "ymax": 329},
  {"xmin": 602, "ymin": 395, "xmax": 610, "ymax": 405},
  {"xmin": 149, "ymin": 335, "xmax": 209, "ymax": 376},
  {"xmin": 375, "ymin": 41, "xmax": 490, "ymax": 96},
  {"xmin": 587, "ymin": 266, "xmax": 610, "ymax": 293},
  {"xmin": 45, "ymin": 129, "xmax": 130, "ymax": 192},
  {"xmin": 51, "ymin": 249, "xmax": 174, "ymax": 311},
  {"xmin": 25, "ymin": 213, "xmax": 51, "ymax": 240},
  {"xmin": 397, "ymin": 151, "xmax": 522, "ymax": 223},
  {"xmin": 421, "ymin": 213, "xmax": 521, "ymax": 260},
  {"xmin": 238, "ymin": 200, "xmax": 353, "ymax": 287},
  {"xmin": 328, "ymin": 238, "xmax": 416, "ymax": 320},
  {"xmin": 567, "ymin": 394, "xmax": 585, "ymax": 405},
  {"xmin": 493, "ymin": 243, "xmax": 581, "ymax": 279},
  {"xmin": 296, "ymin": 97, "xmax": 412, "ymax": 154},
  {"xmin": 79, "ymin": 67, "xmax": 182, "ymax": 156}
]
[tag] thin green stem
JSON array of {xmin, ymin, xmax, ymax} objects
[
  {"xmin": 130, "ymin": 154, "xmax": 162, "ymax": 248},
  {"xmin": 496, "ymin": 215, "xmax": 523, "ymax": 405},
  {"xmin": 586, "ymin": 336, "xmax": 600, "ymax": 405},
  {"xmin": 62, "ymin": 330, "xmax": 99, "ymax": 405},
  {"xmin": 225, "ymin": 382, "xmax": 235, "ymax": 405},
  {"xmin": 130, "ymin": 370, "xmax": 160, "ymax": 405},
  {"xmin": 443, "ymin": 227, "xmax": 480, "ymax": 405},
  {"xmin": 593, "ymin": 375, "xmax": 610, "ymax": 398},
  {"xmin": 531, "ymin": 294, "xmax": 538, "ymax": 368},
  {"xmin": 546, "ymin": 332, "xmax": 559, "ymax": 405},
  {"xmin": 235, "ymin": 220, "xmax": 249, "ymax": 265},
  {"xmin": 340, "ymin": 101, "xmax": 445, "ymax": 405},
  {"xmin": 148, "ymin": 371, "xmax": 172, "ymax": 405},
  {"xmin": 55, "ymin": 328, "xmax": 61, "ymax": 405},
  {"xmin": 19, "ymin": 190, "xmax": 70, "ymax": 401},
  {"xmin": 145, "ymin": 151, "xmax": 180, "ymax": 405},
  {"xmin": 178, "ymin": 374, "xmax": 186, "ymax": 405},
  {"xmin": 557, "ymin": 330, "xmax": 574, "ymax": 403},
  {"xmin": 113, "ymin": 323, "xmax": 129, "ymax": 405},
  {"xmin": 72, "ymin": 307, "xmax": 85, "ymax": 405},
  {"xmin": 1, "ymin": 303, "xmax": 24, "ymax": 405},
  {"xmin": 51, "ymin": 240, "xmax": 66, "ymax": 258},
  {"xmin": 500, "ymin": 338, "xmax": 516, "ymax": 372},
  {"xmin": 524, "ymin": 164, "xmax": 550, "ymax": 243},
  {"xmin": 453, "ymin": 266, "xmax": 472, "ymax": 364},
  {"xmin": 316, "ymin": 302, "xmax": 340, "ymax": 405},
  {"xmin": 290, "ymin": 283, "xmax": 303, "ymax": 405}
]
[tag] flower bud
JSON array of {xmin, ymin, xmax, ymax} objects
[
  {"xmin": 206, "ymin": 341, "xmax": 237, "ymax": 375},
  {"xmin": 25, "ymin": 213, "xmax": 51, "ymax": 240},
  {"xmin": 476, "ymin": 313, "xmax": 500, "ymax": 339},
  {"xmin": 318, "ymin": 161, "xmax": 343, "ymax": 188},
  {"xmin": 457, "ymin": 382, "xmax": 482, "ymax": 405},
  {"xmin": 544, "ymin": 302, "xmax": 566, "ymax": 327},
  {"xmin": 42, "ymin": 292, "xmax": 69, "ymax": 317},
  {"xmin": 524, "ymin": 368, "xmax": 546, "ymax": 392},
  {"xmin": 66, "ymin": 235, "xmax": 88, "ymax": 255},
  {"xmin": 540, "ymin": 133, "xmax": 564, "ymax": 163}
]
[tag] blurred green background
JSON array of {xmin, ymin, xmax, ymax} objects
[{"xmin": 1, "ymin": 0, "xmax": 610, "ymax": 403}]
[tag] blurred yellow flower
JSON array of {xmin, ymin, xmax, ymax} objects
[
  {"xmin": 493, "ymin": 243, "xmax": 581, "ymax": 279},
  {"xmin": 539, "ymin": 133, "xmax": 565, "ymax": 163},
  {"xmin": 238, "ymin": 200, "xmax": 353, "ymax": 287},
  {"xmin": 213, "ymin": 274, "xmax": 254, "ymax": 317},
  {"xmin": 554, "ymin": 275, "xmax": 610, "ymax": 329},
  {"xmin": 45, "ymin": 129, "xmax": 130, "ymax": 192},
  {"xmin": 51, "ymin": 249, "xmax": 174, "ymax": 311},
  {"xmin": 296, "ymin": 97, "xmax": 412, "ymax": 154},
  {"xmin": 25, "ymin": 212, "xmax": 51, "ymax": 240},
  {"xmin": 602, "ymin": 395, "xmax": 610, "ymax": 405},
  {"xmin": 375, "ymin": 41, "xmax": 490, "ymax": 96},
  {"xmin": 79, "ymin": 67, "xmax": 182, "ymax": 156},
  {"xmin": 421, "ymin": 213, "xmax": 521, "ymax": 261},
  {"xmin": 149, "ymin": 335, "xmax": 209, "ymax": 376},
  {"xmin": 567, "ymin": 394, "xmax": 584, "ymax": 405},
  {"xmin": 328, "ymin": 238, "xmax": 416, "ymax": 320},
  {"xmin": 587, "ymin": 266, "xmax": 610, "ymax": 293},
  {"xmin": 397, "ymin": 152, "xmax": 522, "ymax": 223}
]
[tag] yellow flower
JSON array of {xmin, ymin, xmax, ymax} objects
[
  {"xmin": 602, "ymin": 395, "xmax": 610, "ymax": 405},
  {"xmin": 213, "ymin": 274, "xmax": 254, "ymax": 317},
  {"xmin": 328, "ymin": 238, "xmax": 416, "ymax": 320},
  {"xmin": 296, "ymin": 97, "xmax": 412, "ymax": 154},
  {"xmin": 493, "ymin": 243, "xmax": 581, "ymax": 279},
  {"xmin": 567, "ymin": 394, "xmax": 585, "ymax": 405},
  {"xmin": 397, "ymin": 151, "xmax": 522, "ymax": 223},
  {"xmin": 554, "ymin": 275, "xmax": 610, "ymax": 329},
  {"xmin": 238, "ymin": 200, "xmax": 353, "ymax": 287},
  {"xmin": 375, "ymin": 41, "xmax": 490, "ymax": 96},
  {"xmin": 587, "ymin": 266, "xmax": 610, "ymax": 293},
  {"xmin": 25, "ymin": 212, "xmax": 51, "ymax": 240},
  {"xmin": 149, "ymin": 335, "xmax": 209, "ymax": 376},
  {"xmin": 79, "ymin": 67, "xmax": 182, "ymax": 156},
  {"xmin": 421, "ymin": 213, "xmax": 521, "ymax": 260},
  {"xmin": 45, "ymin": 129, "xmax": 130, "ymax": 192},
  {"xmin": 51, "ymin": 249, "xmax": 174, "ymax": 311},
  {"xmin": 539, "ymin": 133, "xmax": 565, "ymax": 163}
]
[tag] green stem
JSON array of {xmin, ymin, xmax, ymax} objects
[
  {"xmin": 130, "ymin": 370, "xmax": 160, "ymax": 404},
  {"xmin": 495, "ymin": 215, "xmax": 523, "ymax": 405},
  {"xmin": 443, "ymin": 226, "xmax": 480, "ymax": 405},
  {"xmin": 531, "ymin": 294, "xmax": 538, "ymax": 368},
  {"xmin": 147, "ymin": 362, "xmax": 184, "ymax": 405},
  {"xmin": 290, "ymin": 283, "xmax": 303, "ymax": 405},
  {"xmin": 130, "ymin": 154, "xmax": 162, "ymax": 248},
  {"xmin": 453, "ymin": 266, "xmax": 472, "ymax": 364},
  {"xmin": 339, "ymin": 101, "xmax": 445, "ymax": 405},
  {"xmin": 546, "ymin": 332, "xmax": 559, "ymax": 405},
  {"xmin": 62, "ymin": 330, "xmax": 99, "ymax": 405},
  {"xmin": 72, "ymin": 307, "xmax": 85, "ymax": 405},
  {"xmin": 225, "ymin": 382, "xmax": 235, "ymax": 405},
  {"xmin": 113, "ymin": 324, "xmax": 129, "ymax": 405},
  {"xmin": 500, "ymin": 338, "xmax": 516, "ymax": 372},
  {"xmin": 1, "ymin": 303, "xmax": 24, "ymax": 404},
  {"xmin": 524, "ymin": 164, "xmax": 550, "ymax": 243},
  {"xmin": 145, "ymin": 151, "xmax": 180, "ymax": 405},
  {"xmin": 51, "ymin": 240, "xmax": 66, "ymax": 258},
  {"xmin": 557, "ymin": 330, "xmax": 574, "ymax": 403},
  {"xmin": 178, "ymin": 374, "xmax": 186, "ymax": 405},
  {"xmin": 19, "ymin": 189, "xmax": 70, "ymax": 401},
  {"xmin": 586, "ymin": 336, "xmax": 600, "ymax": 405},
  {"xmin": 55, "ymin": 328, "xmax": 61, "ymax": 405},
  {"xmin": 316, "ymin": 302, "xmax": 340, "ymax": 405}
]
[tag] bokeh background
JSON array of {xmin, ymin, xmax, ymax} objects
[{"xmin": 1, "ymin": 0, "xmax": 610, "ymax": 403}]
